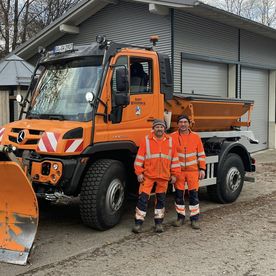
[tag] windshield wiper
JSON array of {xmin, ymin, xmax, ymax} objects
[{"xmin": 40, "ymin": 114, "xmax": 65, "ymax": 120}]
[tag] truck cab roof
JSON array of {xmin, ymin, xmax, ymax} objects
[{"xmin": 40, "ymin": 42, "xmax": 105, "ymax": 65}]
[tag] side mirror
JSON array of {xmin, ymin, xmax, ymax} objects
[
  {"xmin": 116, "ymin": 67, "xmax": 129, "ymax": 92},
  {"xmin": 114, "ymin": 94, "xmax": 130, "ymax": 106}
]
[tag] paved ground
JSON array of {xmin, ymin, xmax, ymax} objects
[{"xmin": 1, "ymin": 149, "xmax": 276, "ymax": 276}]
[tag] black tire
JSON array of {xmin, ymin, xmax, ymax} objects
[
  {"xmin": 207, "ymin": 153, "xmax": 245, "ymax": 203},
  {"xmin": 80, "ymin": 159, "xmax": 126, "ymax": 230}
]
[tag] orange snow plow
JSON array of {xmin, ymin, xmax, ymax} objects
[{"xmin": 0, "ymin": 145, "xmax": 38, "ymax": 265}]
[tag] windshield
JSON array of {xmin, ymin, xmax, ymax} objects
[{"xmin": 28, "ymin": 58, "xmax": 103, "ymax": 122}]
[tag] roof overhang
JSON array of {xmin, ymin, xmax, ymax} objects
[
  {"xmin": 143, "ymin": 0, "xmax": 276, "ymax": 40},
  {"xmin": 12, "ymin": 0, "xmax": 276, "ymax": 61},
  {"xmin": 181, "ymin": 2, "xmax": 276, "ymax": 40},
  {"xmin": 13, "ymin": 0, "xmax": 115, "ymax": 60}
]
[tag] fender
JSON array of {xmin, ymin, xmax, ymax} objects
[
  {"xmin": 65, "ymin": 141, "xmax": 138, "ymax": 195},
  {"xmin": 218, "ymin": 141, "xmax": 253, "ymax": 173},
  {"xmin": 82, "ymin": 141, "xmax": 138, "ymax": 155}
]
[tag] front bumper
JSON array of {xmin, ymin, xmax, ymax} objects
[{"xmin": 29, "ymin": 156, "xmax": 86, "ymax": 196}]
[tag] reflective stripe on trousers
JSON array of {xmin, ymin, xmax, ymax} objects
[
  {"xmin": 135, "ymin": 192, "xmax": 149, "ymax": 223},
  {"xmin": 154, "ymin": 193, "xmax": 166, "ymax": 225},
  {"xmin": 174, "ymin": 189, "xmax": 199, "ymax": 221},
  {"xmin": 135, "ymin": 192, "xmax": 166, "ymax": 225}
]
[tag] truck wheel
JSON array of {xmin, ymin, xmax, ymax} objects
[
  {"xmin": 80, "ymin": 159, "xmax": 126, "ymax": 230},
  {"xmin": 207, "ymin": 153, "xmax": 245, "ymax": 203}
]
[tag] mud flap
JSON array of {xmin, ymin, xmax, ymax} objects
[{"xmin": 0, "ymin": 149, "xmax": 38, "ymax": 265}]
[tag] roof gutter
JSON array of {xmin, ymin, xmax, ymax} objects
[{"xmin": 133, "ymin": 0, "xmax": 196, "ymax": 8}]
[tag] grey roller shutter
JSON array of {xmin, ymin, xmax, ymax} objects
[
  {"xmin": 182, "ymin": 59, "xmax": 228, "ymax": 97},
  {"xmin": 173, "ymin": 10, "xmax": 238, "ymax": 93},
  {"xmin": 241, "ymin": 67, "xmax": 268, "ymax": 152},
  {"xmin": 240, "ymin": 30, "xmax": 276, "ymax": 68}
]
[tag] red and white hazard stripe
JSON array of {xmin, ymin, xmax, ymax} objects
[
  {"xmin": 65, "ymin": 139, "xmax": 83, "ymax": 153},
  {"xmin": 0, "ymin": 128, "xmax": 5, "ymax": 142},
  {"xmin": 38, "ymin": 132, "xmax": 60, "ymax": 152}
]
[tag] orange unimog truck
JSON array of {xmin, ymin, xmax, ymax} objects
[{"xmin": 0, "ymin": 36, "xmax": 256, "ymax": 264}]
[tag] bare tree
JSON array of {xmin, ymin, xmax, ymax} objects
[
  {"xmin": 12, "ymin": 0, "xmax": 18, "ymax": 50},
  {"xmin": 257, "ymin": 0, "xmax": 276, "ymax": 26},
  {"xmin": 221, "ymin": 0, "xmax": 248, "ymax": 16},
  {"xmin": 21, "ymin": 0, "xmax": 32, "ymax": 44},
  {"xmin": 204, "ymin": 0, "xmax": 276, "ymax": 27},
  {"xmin": 0, "ymin": 0, "xmax": 81, "ymax": 58},
  {"xmin": 0, "ymin": 0, "xmax": 11, "ymax": 55},
  {"xmin": 25, "ymin": 0, "xmax": 81, "ymax": 31},
  {"xmin": 242, "ymin": 0, "xmax": 258, "ymax": 21}
]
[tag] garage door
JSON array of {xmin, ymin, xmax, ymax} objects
[
  {"xmin": 241, "ymin": 67, "xmax": 269, "ymax": 152},
  {"xmin": 182, "ymin": 59, "xmax": 228, "ymax": 97}
]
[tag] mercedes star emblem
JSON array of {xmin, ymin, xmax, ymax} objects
[{"xmin": 17, "ymin": 130, "xmax": 26, "ymax": 144}]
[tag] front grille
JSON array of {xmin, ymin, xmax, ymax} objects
[
  {"xmin": 9, "ymin": 136, "xmax": 17, "ymax": 143},
  {"xmin": 25, "ymin": 139, "xmax": 40, "ymax": 145},
  {"xmin": 9, "ymin": 128, "xmax": 44, "ymax": 145},
  {"xmin": 11, "ymin": 128, "xmax": 22, "ymax": 133},
  {"xmin": 29, "ymin": 129, "xmax": 42, "ymax": 135},
  {"xmin": 11, "ymin": 128, "xmax": 42, "ymax": 135}
]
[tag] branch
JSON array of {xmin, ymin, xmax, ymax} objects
[{"xmin": 18, "ymin": 0, "xmax": 36, "ymax": 18}]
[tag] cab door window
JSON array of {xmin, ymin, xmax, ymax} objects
[{"xmin": 130, "ymin": 58, "xmax": 152, "ymax": 94}]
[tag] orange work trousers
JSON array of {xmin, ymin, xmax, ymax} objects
[
  {"xmin": 174, "ymin": 171, "xmax": 200, "ymax": 191},
  {"xmin": 139, "ymin": 177, "xmax": 168, "ymax": 195}
]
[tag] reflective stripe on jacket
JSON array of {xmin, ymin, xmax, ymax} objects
[
  {"xmin": 171, "ymin": 130, "xmax": 206, "ymax": 172},
  {"xmin": 134, "ymin": 132, "xmax": 181, "ymax": 180}
]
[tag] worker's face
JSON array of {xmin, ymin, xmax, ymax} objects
[
  {"xmin": 178, "ymin": 119, "xmax": 190, "ymax": 132},
  {"xmin": 153, "ymin": 125, "xmax": 165, "ymax": 138}
]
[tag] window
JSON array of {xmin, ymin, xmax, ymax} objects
[{"xmin": 130, "ymin": 57, "xmax": 152, "ymax": 94}]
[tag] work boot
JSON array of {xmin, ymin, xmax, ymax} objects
[
  {"xmin": 191, "ymin": 220, "xmax": 200, "ymax": 230},
  {"xmin": 132, "ymin": 224, "xmax": 143, "ymax": 234},
  {"xmin": 155, "ymin": 224, "xmax": 164, "ymax": 233},
  {"xmin": 172, "ymin": 218, "xmax": 184, "ymax": 227}
]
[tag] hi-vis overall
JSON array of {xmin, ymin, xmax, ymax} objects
[
  {"xmin": 134, "ymin": 133, "xmax": 180, "ymax": 225},
  {"xmin": 171, "ymin": 130, "xmax": 206, "ymax": 221}
]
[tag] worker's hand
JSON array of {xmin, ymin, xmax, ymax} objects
[
  {"xmin": 170, "ymin": 175, "xmax": 177, "ymax": 184},
  {"xmin": 199, "ymin": 169, "xmax": 205, "ymax": 180},
  {"xmin": 137, "ymin": 174, "xmax": 144, "ymax": 183}
]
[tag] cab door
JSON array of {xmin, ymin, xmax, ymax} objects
[{"xmin": 107, "ymin": 53, "xmax": 162, "ymax": 146}]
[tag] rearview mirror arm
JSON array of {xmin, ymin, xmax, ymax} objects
[{"xmin": 94, "ymin": 97, "xmax": 108, "ymax": 123}]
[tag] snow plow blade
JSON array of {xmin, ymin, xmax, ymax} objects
[{"xmin": 0, "ymin": 146, "xmax": 38, "ymax": 265}]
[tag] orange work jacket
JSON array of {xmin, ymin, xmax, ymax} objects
[
  {"xmin": 171, "ymin": 130, "xmax": 206, "ymax": 172},
  {"xmin": 134, "ymin": 132, "xmax": 180, "ymax": 180}
]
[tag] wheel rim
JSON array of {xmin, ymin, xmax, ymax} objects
[
  {"xmin": 226, "ymin": 167, "xmax": 241, "ymax": 192},
  {"xmin": 106, "ymin": 178, "xmax": 124, "ymax": 214}
]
